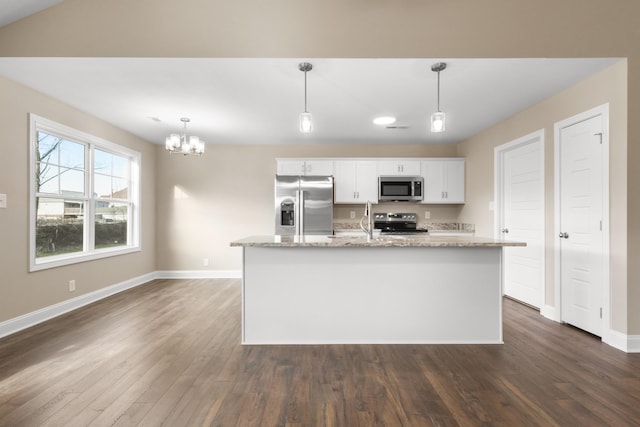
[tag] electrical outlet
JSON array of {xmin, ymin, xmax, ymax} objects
[
  {"xmin": 350, "ymin": 211, "xmax": 356, "ymax": 219},
  {"xmin": 424, "ymin": 211, "xmax": 431, "ymax": 219},
  {"xmin": 203, "ymin": 258, "xmax": 209, "ymax": 267},
  {"xmin": 68, "ymin": 280, "xmax": 76, "ymax": 292},
  {"xmin": 0, "ymin": 194, "xmax": 6, "ymax": 209}
]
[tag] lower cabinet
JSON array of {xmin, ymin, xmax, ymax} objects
[
  {"xmin": 334, "ymin": 160, "xmax": 378, "ymax": 204},
  {"xmin": 421, "ymin": 159, "xmax": 465, "ymax": 204}
]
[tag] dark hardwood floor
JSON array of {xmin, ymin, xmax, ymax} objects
[{"xmin": 1, "ymin": 279, "xmax": 639, "ymax": 426}]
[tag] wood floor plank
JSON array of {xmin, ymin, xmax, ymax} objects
[{"xmin": 2, "ymin": 278, "xmax": 640, "ymax": 426}]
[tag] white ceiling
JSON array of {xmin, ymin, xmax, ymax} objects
[
  {"xmin": 0, "ymin": 0, "xmax": 62, "ymax": 28},
  {"xmin": 0, "ymin": 3, "xmax": 623, "ymax": 147},
  {"xmin": 0, "ymin": 57, "xmax": 620, "ymax": 146}
]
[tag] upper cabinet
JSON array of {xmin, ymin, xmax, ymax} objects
[
  {"xmin": 377, "ymin": 160, "xmax": 421, "ymax": 176},
  {"xmin": 334, "ymin": 160, "xmax": 378, "ymax": 204},
  {"xmin": 276, "ymin": 157, "xmax": 465, "ymax": 205},
  {"xmin": 277, "ymin": 159, "xmax": 334, "ymax": 176},
  {"xmin": 421, "ymin": 158, "xmax": 465, "ymax": 204}
]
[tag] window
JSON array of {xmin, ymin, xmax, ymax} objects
[{"xmin": 30, "ymin": 114, "xmax": 140, "ymax": 271}]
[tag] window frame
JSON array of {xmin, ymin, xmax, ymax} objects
[{"xmin": 29, "ymin": 114, "xmax": 141, "ymax": 272}]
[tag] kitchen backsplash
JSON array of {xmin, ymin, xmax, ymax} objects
[
  {"xmin": 333, "ymin": 203, "xmax": 462, "ymax": 222},
  {"xmin": 333, "ymin": 220, "xmax": 475, "ymax": 232},
  {"xmin": 333, "ymin": 202, "xmax": 472, "ymax": 232}
]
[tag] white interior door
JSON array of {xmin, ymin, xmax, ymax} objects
[
  {"xmin": 558, "ymin": 114, "xmax": 604, "ymax": 337},
  {"xmin": 496, "ymin": 131, "xmax": 545, "ymax": 308}
]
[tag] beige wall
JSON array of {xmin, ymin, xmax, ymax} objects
[
  {"xmin": 0, "ymin": 76, "xmax": 156, "ymax": 323},
  {"xmin": 0, "ymin": 0, "xmax": 639, "ymax": 335},
  {"xmin": 155, "ymin": 144, "xmax": 457, "ymax": 271},
  {"xmin": 457, "ymin": 61, "xmax": 627, "ymax": 332}
]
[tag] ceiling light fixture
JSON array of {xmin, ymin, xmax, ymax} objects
[
  {"xmin": 430, "ymin": 62, "xmax": 447, "ymax": 133},
  {"xmin": 373, "ymin": 116, "xmax": 397, "ymax": 126},
  {"xmin": 165, "ymin": 117, "xmax": 205, "ymax": 156},
  {"xmin": 299, "ymin": 62, "xmax": 313, "ymax": 133}
]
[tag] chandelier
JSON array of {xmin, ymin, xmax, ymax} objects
[{"xmin": 165, "ymin": 117, "xmax": 205, "ymax": 156}]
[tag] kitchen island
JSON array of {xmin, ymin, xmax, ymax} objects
[{"xmin": 230, "ymin": 234, "xmax": 525, "ymax": 345}]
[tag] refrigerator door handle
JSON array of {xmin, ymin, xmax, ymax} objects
[{"xmin": 298, "ymin": 190, "xmax": 304, "ymax": 235}]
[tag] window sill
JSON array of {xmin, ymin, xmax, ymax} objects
[{"xmin": 30, "ymin": 246, "xmax": 141, "ymax": 272}]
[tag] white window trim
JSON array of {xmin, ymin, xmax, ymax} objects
[{"xmin": 29, "ymin": 114, "xmax": 141, "ymax": 272}]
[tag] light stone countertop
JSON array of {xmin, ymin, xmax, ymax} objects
[{"xmin": 230, "ymin": 234, "xmax": 526, "ymax": 248}]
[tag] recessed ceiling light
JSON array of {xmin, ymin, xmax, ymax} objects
[{"xmin": 373, "ymin": 116, "xmax": 396, "ymax": 126}]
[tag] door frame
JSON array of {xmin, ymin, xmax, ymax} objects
[
  {"xmin": 494, "ymin": 129, "xmax": 545, "ymax": 307},
  {"xmin": 553, "ymin": 103, "xmax": 610, "ymax": 341}
]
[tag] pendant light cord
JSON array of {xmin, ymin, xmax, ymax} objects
[
  {"xmin": 304, "ymin": 70, "xmax": 308, "ymax": 113},
  {"xmin": 437, "ymin": 70, "xmax": 441, "ymax": 112}
]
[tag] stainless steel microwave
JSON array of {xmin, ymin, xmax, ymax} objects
[{"xmin": 378, "ymin": 176, "xmax": 424, "ymax": 202}]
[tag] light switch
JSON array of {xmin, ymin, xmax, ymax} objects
[{"xmin": 0, "ymin": 194, "xmax": 6, "ymax": 208}]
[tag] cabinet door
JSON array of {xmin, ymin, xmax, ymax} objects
[
  {"xmin": 277, "ymin": 160, "xmax": 306, "ymax": 175},
  {"xmin": 421, "ymin": 159, "xmax": 465, "ymax": 204},
  {"xmin": 354, "ymin": 161, "xmax": 379, "ymax": 203},
  {"xmin": 443, "ymin": 159, "xmax": 465, "ymax": 203},
  {"xmin": 422, "ymin": 160, "xmax": 445, "ymax": 202},
  {"xmin": 334, "ymin": 161, "xmax": 358, "ymax": 203},
  {"xmin": 377, "ymin": 160, "xmax": 421, "ymax": 176},
  {"xmin": 305, "ymin": 160, "xmax": 334, "ymax": 176}
]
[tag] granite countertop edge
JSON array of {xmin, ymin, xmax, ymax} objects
[{"xmin": 230, "ymin": 235, "xmax": 526, "ymax": 248}]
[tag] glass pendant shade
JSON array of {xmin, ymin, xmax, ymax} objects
[
  {"xmin": 166, "ymin": 133, "xmax": 180, "ymax": 150},
  {"xmin": 431, "ymin": 111, "xmax": 446, "ymax": 133},
  {"xmin": 299, "ymin": 112, "xmax": 313, "ymax": 133}
]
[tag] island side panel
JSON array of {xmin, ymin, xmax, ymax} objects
[{"xmin": 242, "ymin": 246, "xmax": 503, "ymax": 344}]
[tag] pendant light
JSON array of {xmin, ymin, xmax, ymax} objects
[
  {"xmin": 299, "ymin": 62, "xmax": 313, "ymax": 133},
  {"xmin": 430, "ymin": 62, "xmax": 447, "ymax": 133}
]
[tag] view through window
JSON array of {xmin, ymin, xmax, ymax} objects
[{"xmin": 31, "ymin": 115, "xmax": 140, "ymax": 270}]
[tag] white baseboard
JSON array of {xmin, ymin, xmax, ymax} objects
[
  {"xmin": 628, "ymin": 335, "xmax": 640, "ymax": 353},
  {"xmin": 604, "ymin": 329, "xmax": 640, "ymax": 353},
  {"xmin": 0, "ymin": 270, "xmax": 241, "ymax": 340},
  {"xmin": 0, "ymin": 271, "xmax": 156, "ymax": 340},
  {"xmin": 531, "ymin": 305, "xmax": 640, "ymax": 353},
  {"xmin": 155, "ymin": 270, "xmax": 242, "ymax": 279},
  {"xmin": 4, "ymin": 271, "xmax": 638, "ymax": 353},
  {"xmin": 540, "ymin": 304, "xmax": 560, "ymax": 322}
]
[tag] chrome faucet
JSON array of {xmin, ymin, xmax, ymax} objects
[{"xmin": 360, "ymin": 200, "xmax": 374, "ymax": 239}]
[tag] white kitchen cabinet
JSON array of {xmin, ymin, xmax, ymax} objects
[
  {"xmin": 334, "ymin": 160, "xmax": 378, "ymax": 204},
  {"xmin": 277, "ymin": 159, "xmax": 334, "ymax": 176},
  {"xmin": 421, "ymin": 158, "xmax": 465, "ymax": 203},
  {"xmin": 377, "ymin": 160, "xmax": 421, "ymax": 176}
]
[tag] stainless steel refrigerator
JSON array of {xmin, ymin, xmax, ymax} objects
[{"xmin": 275, "ymin": 175, "xmax": 334, "ymax": 235}]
